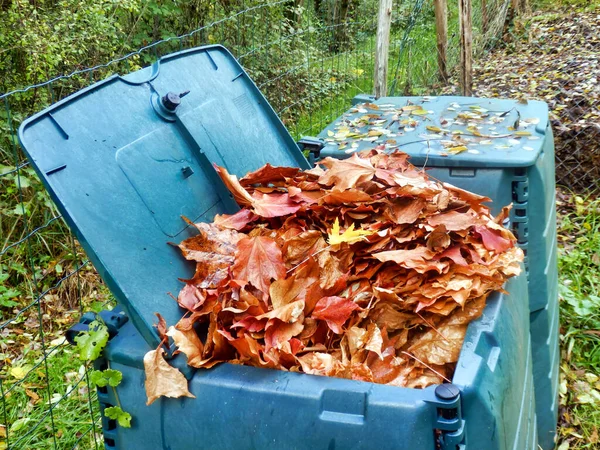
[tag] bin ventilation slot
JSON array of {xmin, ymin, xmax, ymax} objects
[
  {"xmin": 319, "ymin": 389, "xmax": 366, "ymax": 425},
  {"xmin": 449, "ymin": 168, "xmax": 476, "ymax": 178},
  {"xmin": 45, "ymin": 164, "xmax": 67, "ymax": 176},
  {"xmin": 205, "ymin": 50, "xmax": 218, "ymax": 70}
]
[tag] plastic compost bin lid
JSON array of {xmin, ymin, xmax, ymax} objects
[
  {"xmin": 18, "ymin": 45, "xmax": 310, "ymax": 349},
  {"xmin": 317, "ymin": 96, "xmax": 549, "ymax": 168}
]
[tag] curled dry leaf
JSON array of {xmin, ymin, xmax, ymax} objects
[{"xmin": 144, "ymin": 348, "xmax": 196, "ymax": 406}]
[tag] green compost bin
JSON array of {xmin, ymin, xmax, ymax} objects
[
  {"xmin": 19, "ymin": 46, "xmax": 537, "ymax": 450},
  {"xmin": 311, "ymin": 95, "xmax": 559, "ymax": 449}
]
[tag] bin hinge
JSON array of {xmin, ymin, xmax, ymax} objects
[
  {"xmin": 511, "ymin": 169, "xmax": 530, "ymax": 274},
  {"xmin": 428, "ymin": 384, "xmax": 467, "ymax": 450},
  {"xmin": 65, "ymin": 306, "xmax": 129, "ymax": 345}
]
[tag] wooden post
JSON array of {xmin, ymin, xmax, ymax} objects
[
  {"xmin": 458, "ymin": 0, "xmax": 473, "ymax": 96},
  {"xmin": 481, "ymin": 0, "xmax": 488, "ymax": 36},
  {"xmin": 374, "ymin": 0, "xmax": 392, "ymax": 99},
  {"xmin": 511, "ymin": 0, "xmax": 521, "ymax": 15},
  {"xmin": 434, "ymin": 0, "xmax": 448, "ymax": 83}
]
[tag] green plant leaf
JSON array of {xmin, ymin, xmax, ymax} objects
[
  {"xmin": 104, "ymin": 406, "xmax": 132, "ymax": 428},
  {"xmin": 75, "ymin": 321, "xmax": 109, "ymax": 361}
]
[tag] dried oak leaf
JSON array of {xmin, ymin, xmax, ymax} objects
[
  {"xmin": 318, "ymin": 154, "xmax": 376, "ymax": 190},
  {"xmin": 311, "ymin": 296, "xmax": 360, "ymax": 334},
  {"xmin": 144, "ymin": 347, "xmax": 196, "ymax": 405},
  {"xmin": 232, "ymin": 236, "xmax": 286, "ymax": 295}
]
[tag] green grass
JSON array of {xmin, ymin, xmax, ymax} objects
[
  {"xmin": 556, "ymin": 193, "xmax": 600, "ymax": 449},
  {"xmin": 1, "ymin": 343, "xmax": 101, "ymax": 450}
]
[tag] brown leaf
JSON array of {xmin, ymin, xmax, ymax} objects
[
  {"xmin": 240, "ymin": 163, "xmax": 300, "ymax": 186},
  {"xmin": 427, "ymin": 210, "xmax": 482, "ymax": 231},
  {"xmin": 373, "ymin": 248, "xmax": 447, "ymax": 274},
  {"xmin": 384, "ymin": 198, "xmax": 426, "ymax": 224},
  {"xmin": 154, "ymin": 313, "xmax": 169, "ymax": 347},
  {"xmin": 214, "ymin": 165, "xmax": 254, "ymax": 206},
  {"xmin": 167, "ymin": 326, "xmax": 204, "ymax": 366},
  {"xmin": 232, "ymin": 236, "xmax": 286, "ymax": 294},
  {"xmin": 474, "ymin": 226, "xmax": 514, "ymax": 253},
  {"xmin": 282, "ymin": 230, "xmax": 327, "ymax": 266},
  {"xmin": 318, "ymin": 154, "xmax": 377, "ymax": 190},
  {"xmin": 251, "ymin": 193, "xmax": 302, "ymax": 218},
  {"xmin": 177, "ymin": 223, "xmax": 243, "ymax": 289},
  {"xmin": 144, "ymin": 348, "xmax": 196, "ymax": 405},
  {"xmin": 213, "ymin": 209, "xmax": 257, "ymax": 230}
]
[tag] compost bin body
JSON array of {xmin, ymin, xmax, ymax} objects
[
  {"xmin": 18, "ymin": 46, "xmax": 540, "ymax": 450},
  {"xmin": 95, "ymin": 275, "xmax": 535, "ymax": 450},
  {"xmin": 315, "ymin": 95, "xmax": 558, "ymax": 449}
]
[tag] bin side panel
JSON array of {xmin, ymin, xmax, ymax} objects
[
  {"xmin": 105, "ymin": 322, "xmax": 439, "ymax": 450},
  {"xmin": 454, "ymin": 274, "xmax": 538, "ymax": 450}
]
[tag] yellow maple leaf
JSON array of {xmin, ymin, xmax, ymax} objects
[{"xmin": 327, "ymin": 218, "xmax": 375, "ymax": 245}]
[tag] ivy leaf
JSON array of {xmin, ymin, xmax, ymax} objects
[
  {"xmin": 75, "ymin": 321, "xmax": 109, "ymax": 361},
  {"xmin": 327, "ymin": 218, "xmax": 374, "ymax": 245},
  {"xmin": 90, "ymin": 369, "xmax": 122, "ymax": 387},
  {"xmin": 104, "ymin": 406, "xmax": 132, "ymax": 428}
]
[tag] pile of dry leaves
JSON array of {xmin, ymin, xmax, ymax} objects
[
  {"xmin": 444, "ymin": 9, "xmax": 600, "ymax": 189},
  {"xmin": 143, "ymin": 149, "xmax": 523, "ymax": 404}
]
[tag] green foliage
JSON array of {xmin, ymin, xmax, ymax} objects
[
  {"xmin": 104, "ymin": 406, "xmax": 132, "ymax": 428},
  {"xmin": 89, "ymin": 368, "xmax": 123, "ymax": 388},
  {"xmin": 557, "ymin": 195, "xmax": 600, "ymax": 447},
  {"xmin": 75, "ymin": 320, "xmax": 109, "ymax": 361}
]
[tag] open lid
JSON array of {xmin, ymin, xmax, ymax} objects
[
  {"xmin": 19, "ymin": 45, "xmax": 310, "ymax": 348},
  {"xmin": 317, "ymin": 96, "xmax": 549, "ymax": 168}
]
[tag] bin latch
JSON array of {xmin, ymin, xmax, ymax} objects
[
  {"xmin": 297, "ymin": 137, "xmax": 325, "ymax": 165},
  {"xmin": 428, "ymin": 384, "xmax": 467, "ymax": 450},
  {"xmin": 65, "ymin": 306, "xmax": 129, "ymax": 345}
]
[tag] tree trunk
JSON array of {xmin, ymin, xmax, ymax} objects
[{"xmin": 434, "ymin": 0, "xmax": 448, "ymax": 83}]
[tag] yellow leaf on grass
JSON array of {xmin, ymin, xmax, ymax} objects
[
  {"xmin": 10, "ymin": 365, "xmax": 31, "ymax": 380},
  {"xmin": 327, "ymin": 218, "xmax": 375, "ymax": 245}
]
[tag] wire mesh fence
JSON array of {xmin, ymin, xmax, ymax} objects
[
  {"xmin": 0, "ymin": 0, "xmax": 582, "ymax": 448},
  {"xmin": 442, "ymin": 1, "xmax": 600, "ymax": 194}
]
